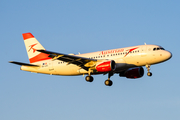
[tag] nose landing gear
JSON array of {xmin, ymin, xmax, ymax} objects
[{"xmin": 146, "ymin": 65, "xmax": 152, "ymax": 76}]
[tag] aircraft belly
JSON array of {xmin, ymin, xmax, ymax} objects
[
  {"xmin": 21, "ymin": 64, "xmax": 82, "ymax": 76},
  {"xmin": 21, "ymin": 66, "xmax": 51, "ymax": 74},
  {"xmin": 54, "ymin": 65, "xmax": 82, "ymax": 76}
]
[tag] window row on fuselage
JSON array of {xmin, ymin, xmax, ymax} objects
[
  {"xmin": 56, "ymin": 50, "xmax": 141, "ymax": 65},
  {"xmin": 89, "ymin": 50, "xmax": 140, "ymax": 59}
]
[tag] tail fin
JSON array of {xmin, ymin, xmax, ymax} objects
[{"xmin": 22, "ymin": 33, "xmax": 51, "ymax": 63}]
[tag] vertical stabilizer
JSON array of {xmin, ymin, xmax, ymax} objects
[{"xmin": 22, "ymin": 33, "xmax": 51, "ymax": 63}]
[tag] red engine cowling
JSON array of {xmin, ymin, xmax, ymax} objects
[
  {"xmin": 120, "ymin": 67, "xmax": 144, "ymax": 79},
  {"xmin": 96, "ymin": 60, "xmax": 116, "ymax": 72}
]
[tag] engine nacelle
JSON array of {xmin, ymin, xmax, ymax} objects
[
  {"xmin": 96, "ymin": 60, "xmax": 116, "ymax": 72},
  {"xmin": 119, "ymin": 67, "xmax": 144, "ymax": 79}
]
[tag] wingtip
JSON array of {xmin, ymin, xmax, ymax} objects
[{"xmin": 22, "ymin": 32, "xmax": 34, "ymax": 40}]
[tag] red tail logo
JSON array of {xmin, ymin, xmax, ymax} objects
[{"xmin": 28, "ymin": 43, "xmax": 38, "ymax": 53}]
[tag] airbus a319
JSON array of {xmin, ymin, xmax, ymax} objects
[{"xmin": 10, "ymin": 33, "xmax": 172, "ymax": 86}]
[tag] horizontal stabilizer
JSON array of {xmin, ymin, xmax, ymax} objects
[{"xmin": 9, "ymin": 61, "xmax": 39, "ymax": 67}]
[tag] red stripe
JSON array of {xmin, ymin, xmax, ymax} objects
[
  {"xmin": 124, "ymin": 47, "xmax": 139, "ymax": 57},
  {"xmin": 22, "ymin": 33, "xmax": 34, "ymax": 40},
  {"xmin": 29, "ymin": 53, "xmax": 51, "ymax": 63},
  {"xmin": 129, "ymin": 47, "xmax": 138, "ymax": 52}
]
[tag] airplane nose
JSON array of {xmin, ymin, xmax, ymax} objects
[{"xmin": 165, "ymin": 51, "xmax": 172, "ymax": 60}]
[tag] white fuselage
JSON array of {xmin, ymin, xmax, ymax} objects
[{"xmin": 21, "ymin": 44, "xmax": 172, "ymax": 76}]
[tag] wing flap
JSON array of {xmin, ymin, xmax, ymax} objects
[
  {"xmin": 37, "ymin": 50, "xmax": 96, "ymax": 63},
  {"xmin": 37, "ymin": 50, "xmax": 97, "ymax": 71},
  {"xmin": 37, "ymin": 50, "xmax": 95, "ymax": 61}
]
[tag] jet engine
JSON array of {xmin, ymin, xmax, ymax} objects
[
  {"xmin": 96, "ymin": 60, "xmax": 116, "ymax": 72},
  {"xmin": 119, "ymin": 67, "xmax": 144, "ymax": 79}
]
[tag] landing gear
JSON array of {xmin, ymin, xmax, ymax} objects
[
  {"xmin": 85, "ymin": 76, "xmax": 93, "ymax": 82},
  {"xmin": 146, "ymin": 65, "xmax": 152, "ymax": 76},
  {"xmin": 85, "ymin": 69, "xmax": 114, "ymax": 86},
  {"xmin": 147, "ymin": 72, "xmax": 152, "ymax": 76},
  {"xmin": 85, "ymin": 68, "xmax": 94, "ymax": 82},
  {"xmin": 105, "ymin": 79, "xmax": 113, "ymax": 86},
  {"xmin": 104, "ymin": 72, "xmax": 114, "ymax": 86}
]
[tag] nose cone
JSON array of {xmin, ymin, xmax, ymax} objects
[{"xmin": 165, "ymin": 51, "xmax": 172, "ymax": 61}]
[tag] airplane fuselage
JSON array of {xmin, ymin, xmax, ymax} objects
[
  {"xmin": 10, "ymin": 33, "xmax": 172, "ymax": 86},
  {"xmin": 21, "ymin": 44, "xmax": 171, "ymax": 76}
]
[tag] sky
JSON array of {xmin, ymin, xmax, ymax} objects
[{"xmin": 1, "ymin": 0, "xmax": 180, "ymax": 120}]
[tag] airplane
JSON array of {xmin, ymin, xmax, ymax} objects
[{"xmin": 9, "ymin": 33, "xmax": 172, "ymax": 86}]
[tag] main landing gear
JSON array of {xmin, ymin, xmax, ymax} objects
[
  {"xmin": 104, "ymin": 72, "xmax": 113, "ymax": 86},
  {"xmin": 85, "ymin": 74, "xmax": 113, "ymax": 86},
  {"xmin": 85, "ymin": 76, "xmax": 93, "ymax": 82},
  {"xmin": 85, "ymin": 69, "xmax": 94, "ymax": 82},
  {"xmin": 146, "ymin": 65, "xmax": 152, "ymax": 76},
  {"xmin": 85, "ymin": 71, "xmax": 114, "ymax": 86}
]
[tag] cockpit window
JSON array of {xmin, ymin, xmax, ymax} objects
[
  {"xmin": 153, "ymin": 47, "xmax": 165, "ymax": 51},
  {"xmin": 160, "ymin": 47, "xmax": 165, "ymax": 50}
]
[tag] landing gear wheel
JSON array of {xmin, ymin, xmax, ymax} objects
[
  {"xmin": 146, "ymin": 65, "xmax": 152, "ymax": 77},
  {"xmin": 147, "ymin": 72, "xmax": 152, "ymax": 76},
  {"xmin": 104, "ymin": 80, "xmax": 113, "ymax": 86},
  {"xmin": 85, "ymin": 76, "xmax": 94, "ymax": 82}
]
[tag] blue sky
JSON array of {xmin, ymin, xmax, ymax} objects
[{"xmin": 1, "ymin": 0, "xmax": 180, "ymax": 120}]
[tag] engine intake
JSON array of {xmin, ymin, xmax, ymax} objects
[
  {"xmin": 96, "ymin": 60, "xmax": 116, "ymax": 72},
  {"xmin": 120, "ymin": 67, "xmax": 144, "ymax": 79}
]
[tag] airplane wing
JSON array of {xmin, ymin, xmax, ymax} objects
[
  {"xmin": 37, "ymin": 50, "xmax": 97, "ymax": 71},
  {"xmin": 9, "ymin": 61, "xmax": 40, "ymax": 67}
]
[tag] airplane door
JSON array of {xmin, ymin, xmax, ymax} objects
[
  {"xmin": 141, "ymin": 45, "xmax": 147, "ymax": 57},
  {"xmin": 141, "ymin": 45, "xmax": 147, "ymax": 52}
]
